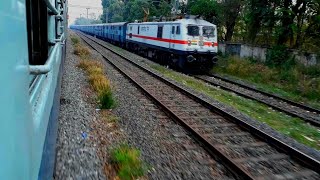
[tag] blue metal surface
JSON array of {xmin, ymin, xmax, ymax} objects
[
  {"xmin": 0, "ymin": 0, "xmax": 32, "ymax": 179},
  {"xmin": 0, "ymin": 0, "xmax": 67, "ymax": 179},
  {"xmin": 29, "ymin": 40, "xmax": 63, "ymax": 180},
  {"xmin": 38, "ymin": 41, "xmax": 66, "ymax": 180}
]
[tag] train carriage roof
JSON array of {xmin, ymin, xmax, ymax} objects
[
  {"xmin": 72, "ymin": 22, "xmax": 128, "ymax": 27},
  {"xmin": 128, "ymin": 19, "xmax": 215, "ymax": 27}
]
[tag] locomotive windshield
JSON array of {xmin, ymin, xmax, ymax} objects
[
  {"xmin": 187, "ymin": 25, "xmax": 200, "ymax": 36},
  {"xmin": 203, "ymin": 26, "xmax": 215, "ymax": 38}
]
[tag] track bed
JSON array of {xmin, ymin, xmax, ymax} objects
[{"xmin": 77, "ymin": 31, "xmax": 320, "ymax": 179}]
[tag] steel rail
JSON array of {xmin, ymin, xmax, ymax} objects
[
  {"xmin": 76, "ymin": 32, "xmax": 320, "ymax": 178},
  {"xmin": 193, "ymin": 75, "xmax": 320, "ymax": 127}
]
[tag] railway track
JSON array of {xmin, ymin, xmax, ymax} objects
[
  {"xmin": 194, "ymin": 75, "xmax": 320, "ymax": 127},
  {"xmin": 76, "ymin": 31, "xmax": 320, "ymax": 179}
]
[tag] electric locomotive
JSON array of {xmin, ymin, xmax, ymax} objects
[
  {"xmin": 0, "ymin": 0, "xmax": 67, "ymax": 179},
  {"xmin": 71, "ymin": 16, "xmax": 218, "ymax": 72},
  {"xmin": 126, "ymin": 17, "xmax": 218, "ymax": 71}
]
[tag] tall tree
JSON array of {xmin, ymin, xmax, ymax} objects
[
  {"xmin": 222, "ymin": 0, "xmax": 242, "ymax": 41},
  {"xmin": 246, "ymin": 0, "xmax": 275, "ymax": 44},
  {"xmin": 189, "ymin": 0, "xmax": 242, "ymax": 41}
]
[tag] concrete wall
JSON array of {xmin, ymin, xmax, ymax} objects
[{"xmin": 218, "ymin": 43, "xmax": 319, "ymax": 66}]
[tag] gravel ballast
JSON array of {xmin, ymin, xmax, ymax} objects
[
  {"xmin": 77, "ymin": 32, "xmax": 236, "ymax": 179},
  {"xmin": 54, "ymin": 33, "xmax": 106, "ymax": 179}
]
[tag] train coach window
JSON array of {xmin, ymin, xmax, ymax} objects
[
  {"xmin": 157, "ymin": 26, "xmax": 163, "ymax": 39},
  {"xmin": 26, "ymin": 0, "xmax": 48, "ymax": 65},
  {"xmin": 176, "ymin": 26, "xmax": 180, "ymax": 35},
  {"xmin": 138, "ymin": 26, "xmax": 140, "ymax": 34},
  {"xmin": 172, "ymin": 26, "xmax": 175, "ymax": 34},
  {"xmin": 119, "ymin": 26, "xmax": 121, "ymax": 30}
]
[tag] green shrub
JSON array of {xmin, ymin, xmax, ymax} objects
[
  {"xmin": 298, "ymin": 65, "xmax": 320, "ymax": 78},
  {"xmin": 277, "ymin": 68, "xmax": 298, "ymax": 83},
  {"xmin": 98, "ymin": 90, "xmax": 116, "ymax": 109},
  {"xmin": 111, "ymin": 144, "xmax": 145, "ymax": 180},
  {"xmin": 266, "ymin": 45, "xmax": 296, "ymax": 69},
  {"xmin": 71, "ymin": 36, "xmax": 79, "ymax": 45}
]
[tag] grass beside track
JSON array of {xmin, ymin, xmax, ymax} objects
[
  {"xmin": 150, "ymin": 64, "xmax": 320, "ymax": 150},
  {"xmin": 213, "ymin": 56, "xmax": 320, "ymax": 109},
  {"xmin": 77, "ymin": 60, "xmax": 116, "ymax": 109},
  {"xmin": 110, "ymin": 144, "xmax": 146, "ymax": 180},
  {"xmin": 71, "ymin": 35, "xmax": 115, "ymax": 109}
]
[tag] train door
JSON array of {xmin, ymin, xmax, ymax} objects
[{"xmin": 170, "ymin": 25, "xmax": 176, "ymax": 50}]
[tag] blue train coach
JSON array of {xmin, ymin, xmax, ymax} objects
[
  {"xmin": 0, "ymin": 0, "xmax": 67, "ymax": 179},
  {"xmin": 71, "ymin": 22, "xmax": 128, "ymax": 46}
]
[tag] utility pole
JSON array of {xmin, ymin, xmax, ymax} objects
[{"xmin": 86, "ymin": 8, "xmax": 90, "ymax": 19}]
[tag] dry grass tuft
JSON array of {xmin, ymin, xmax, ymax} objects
[
  {"xmin": 74, "ymin": 45, "xmax": 91, "ymax": 58},
  {"xmin": 72, "ymin": 37, "xmax": 115, "ymax": 109},
  {"xmin": 78, "ymin": 60, "xmax": 103, "ymax": 72},
  {"xmin": 78, "ymin": 59, "xmax": 115, "ymax": 109},
  {"xmin": 87, "ymin": 66, "xmax": 104, "ymax": 75},
  {"xmin": 89, "ymin": 74, "xmax": 111, "ymax": 93}
]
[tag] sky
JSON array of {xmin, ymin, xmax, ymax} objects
[{"xmin": 68, "ymin": 0, "xmax": 103, "ymax": 25}]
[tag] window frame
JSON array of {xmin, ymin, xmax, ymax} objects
[{"xmin": 26, "ymin": 0, "xmax": 49, "ymax": 65}]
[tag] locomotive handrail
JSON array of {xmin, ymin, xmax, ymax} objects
[
  {"xmin": 29, "ymin": 34, "xmax": 64, "ymax": 75},
  {"xmin": 43, "ymin": 0, "xmax": 59, "ymax": 15}
]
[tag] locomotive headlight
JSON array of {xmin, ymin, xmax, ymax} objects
[{"xmin": 188, "ymin": 40, "xmax": 192, "ymax": 46}]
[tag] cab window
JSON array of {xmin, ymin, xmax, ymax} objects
[
  {"xmin": 187, "ymin": 25, "xmax": 199, "ymax": 36},
  {"xmin": 203, "ymin": 26, "xmax": 215, "ymax": 38}
]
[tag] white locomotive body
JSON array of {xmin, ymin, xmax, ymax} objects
[{"xmin": 126, "ymin": 18, "xmax": 218, "ymax": 71}]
